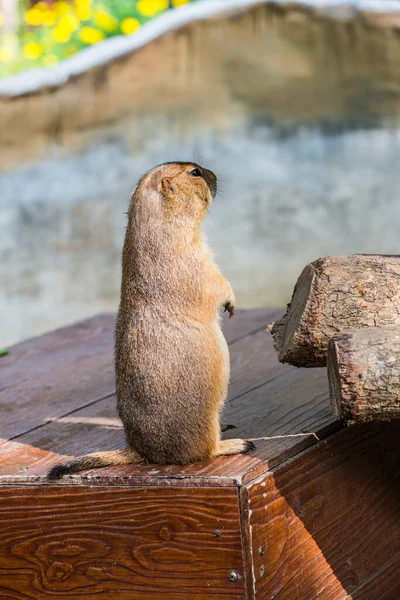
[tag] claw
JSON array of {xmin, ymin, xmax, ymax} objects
[
  {"xmin": 221, "ymin": 423, "xmax": 237, "ymax": 432},
  {"xmin": 223, "ymin": 302, "xmax": 235, "ymax": 318}
]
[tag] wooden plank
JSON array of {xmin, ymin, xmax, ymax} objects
[
  {"xmin": 229, "ymin": 328, "xmax": 289, "ymax": 401},
  {"xmin": 222, "ymin": 308, "xmax": 281, "ymax": 345},
  {"xmin": 1, "ymin": 309, "xmax": 277, "ymax": 442},
  {"xmin": 0, "ymin": 314, "xmax": 116, "ymax": 440},
  {"xmin": 246, "ymin": 421, "xmax": 400, "ymax": 600},
  {"xmin": 0, "ymin": 348, "xmax": 333, "ymax": 485},
  {"xmin": 0, "ymin": 486, "xmax": 246, "ymax": 599}
]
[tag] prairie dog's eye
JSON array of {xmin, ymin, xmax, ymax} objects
[{"xmin": 189, "ymin": 168, "xmax": 202, "ymax": 177}]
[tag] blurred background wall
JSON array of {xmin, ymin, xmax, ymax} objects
[{"xmin": 1, "ymin": 0, "xmax": 400, "ymax": 346}]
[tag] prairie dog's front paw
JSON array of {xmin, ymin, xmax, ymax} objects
[{"xmin": 223, "ymin": 301, "xmax": 235, "ymax": 318}]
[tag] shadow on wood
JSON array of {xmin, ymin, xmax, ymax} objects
[{"xmin": 248, "ymin": 421, "xmax": 400, "ymax": 599}]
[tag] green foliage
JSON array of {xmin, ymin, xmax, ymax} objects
[{"xmin": 0, "ymin": 0, "xmax": 194, "ymax": 77}]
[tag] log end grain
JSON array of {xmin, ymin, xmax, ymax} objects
[{"xmin": 270, "ymin": 263, "xmax": 327, "ymax": 367}]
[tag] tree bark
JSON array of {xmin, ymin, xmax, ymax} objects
[
  {"xmin": 328, "ymin": 326, "xmax": 400, "ymax": 423},
  {"xmin": 269, "ymin": 255, "xmax": 400, "ymax": 367}
]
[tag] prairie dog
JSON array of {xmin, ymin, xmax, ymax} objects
[{"xmin": 48, "ymin": 162, "xmax": 255, "ymax": 479}]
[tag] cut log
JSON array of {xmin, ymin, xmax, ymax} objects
[
  {"xmin": 270, "ymin": 255, "xmax": 400, "ymax": 367},
  {"xmin": 328, "ymin": 326, "xmax": 400, "ymax": 423}
]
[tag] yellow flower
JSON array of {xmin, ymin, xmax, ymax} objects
[
  {"xmin": 52, "ymin": 13, "xmax": 79, "ymax": 43},
  {"xmin": 76, "ymin": 5, "xmax": 91, "ymax": 20},
  {"xmin": 42, "ymin": 54, "xmax": 59, "ymax": 66},
  {"xmin": 120, "ymin": 17, "xmax": 140, "ymax": 35},
  {"xmin": 0, "ymin": 45, "xmax": 13, "ymax": 62},
  {"xmin": 94, "ymin": 9, "xmax": 118, "ymax": 32},
  {"xmin": 75, "ymin": 0, "xmax": 92, "ymax": 21},
  {"xmin": 137, "ymin": 0, "xmax": 168, "ymax": 18},
  {"xmin": 52, "ymin": 24, "xmax": 71, "ymax": 43},
  {"xmin": 79, "ymin": 26, "xmax": 104, "ymax": 44},
  {"xmin": 172, "ymin": 0, "xmax": 189, "ymax": 5},
  {"xmin": 54, "ymin": 1, "xmax": 73, "ymax": 15},
  {"xmin": 60, "ymin": 13, "xmax": 80, "ymax": 32},
  {"xmin": 24, "ymin": 8, "xmax": 43, "ymax": 26},
  {"xmin": 41, "ymin": 9, "xmax": 58, "ymax": 27},
  {"xmin": 23, "ymin": 42, "xmax": 43, "ymax": 60}
]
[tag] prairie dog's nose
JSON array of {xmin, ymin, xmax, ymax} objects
[{"xmin": 203, "ymin": 169, "xmax": 217, "ymax": 199}]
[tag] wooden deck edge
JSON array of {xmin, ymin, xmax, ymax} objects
[
  {"xmin": 241, "ymin": 418, "xmax": 343, "ymax": 486},
  {"xmin": 0, "ymin": 474, "xmax": 242, "ymax": 487},
  {"xmin": 1, "ymin": 419, "xmax": 342, "ymax": 489},
  {"xmin": 239, "ymin": 486, "xmax": 256, "ymax": 600}
]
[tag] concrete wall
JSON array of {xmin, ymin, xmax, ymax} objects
[{"xmin": 1, "ymin": 0, "xmax": 400, "ymax": 346}]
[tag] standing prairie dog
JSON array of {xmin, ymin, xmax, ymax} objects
[{"xmin": 48, "ymin": 162, "xmax": 255, "ymax": 479}]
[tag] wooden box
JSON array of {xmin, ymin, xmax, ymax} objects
[{"xmin": 1, "ymin": 310, "xmax": 399, "ymax": 599}]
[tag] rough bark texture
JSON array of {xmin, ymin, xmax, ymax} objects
[
  {"xmin": 328, "ymin": 326, "xmax": 400, "ymax": 424},
  {"xmin": 270, "ymin": 255, "xmax": 400, "ymax": 367}
]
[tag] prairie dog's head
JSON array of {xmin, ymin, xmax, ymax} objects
[{"xmin": 133, "ymin": 162, "xmax": 217, "ymax": 227}]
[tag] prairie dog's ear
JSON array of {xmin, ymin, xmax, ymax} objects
[{"xmin": 162, "ymin": 177, "xmax": 175, "ymax": 196}]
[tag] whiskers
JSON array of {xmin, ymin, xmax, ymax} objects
[
  {"xmin": 166, "ymin": 146, "xmax": 181, "ymax": 162},
  {"xmin": 215, "ymin": 178, "xmax": 227, "ymax": 200},
  {"xmin": 192, "ymin": 143, "xmax": 203, "ymax": 167}
]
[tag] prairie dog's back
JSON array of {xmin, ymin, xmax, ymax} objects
[{"xmin": 116, "ymin": 162, "xmax": 231, "ymax": 463}]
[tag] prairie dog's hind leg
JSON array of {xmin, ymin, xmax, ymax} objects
[{"xmin": 213, "ymin": 439, "xmax": 255, "ymax": 457}]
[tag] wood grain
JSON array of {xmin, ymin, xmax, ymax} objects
[
  {"xmin": 246, "ymin": 421, "xmax": 400, "ymax": 600},
  {"xmin": 221, "ymin": 308, "xmax": 281, "ymax": 345},
  {"xmin": 0, "ymin": 314, "xmax": 116, "ymax": 440},
  {"xmin": 349, "ymin": 554, "xmax": 400, "ymax": 600},
  {"xmin": 0, "ymin": 486, "xmax": 246, "ymax": 599}
]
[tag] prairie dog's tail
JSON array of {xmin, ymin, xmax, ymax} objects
[{"xmin": 47, "ymin": 448, "xmax": 140, "ymax": 480}]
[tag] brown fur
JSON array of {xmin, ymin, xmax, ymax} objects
[{"xmin": 48, "ymin": 162, "xmax": 254, "ymax": 479}]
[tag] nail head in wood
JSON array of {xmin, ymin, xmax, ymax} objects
[{"xmin": 213, "ymin": 529, "xmax": 222, "ymax": 537}]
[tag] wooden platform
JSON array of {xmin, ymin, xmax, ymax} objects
[{"xmin": 1, "ymin": 309, "xmax": 399, "ymax": 599}]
